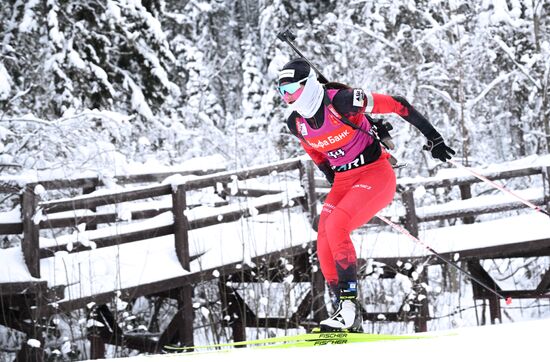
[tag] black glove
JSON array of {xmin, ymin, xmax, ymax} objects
[{"xmin": 423, "ymin": 135, "xmax": 455, "ymax": 162}]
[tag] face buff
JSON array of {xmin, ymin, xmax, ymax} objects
[{"xmin": 290, "ymin": 68, "xmax": 324, "ymax": 118}]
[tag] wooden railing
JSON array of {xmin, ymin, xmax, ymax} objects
[
  {"xmin": 0, "ymin": 158, "xmax": 310, "ymax": 279},
  {"xmin": 397, "ymin": 164, "xmax": 550, "ymax": 234},
  {"xmin": 2, "ymin": 158, "xmax": 550, "ymax": 279},
  {"xmin": 0, "ymin": 166, "xmax": 227, "ymax": 234},
  {"xmin": 312, "ymin": 162, "xmax": 550, "ymax": 236}
]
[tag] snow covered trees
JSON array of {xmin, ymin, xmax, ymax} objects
[
  {"xmin": 0, "ymin": 0, "xmax": 549, "ymax": 176},
  {"xmin": 2, "ymin": 0, "xmax": 178, "ymax": 118}
]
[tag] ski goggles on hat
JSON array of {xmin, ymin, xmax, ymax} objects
[{"xmin": 277, "ymin": 76, "xmax": 308, "ymax": 96}]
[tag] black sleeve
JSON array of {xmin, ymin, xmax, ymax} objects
[
  {"xmin": 331, "ymin": 88, "xmax": 365, "ymax": 117},
  {"xmin": 391, "ymin": 96, "xmax": 440, "ymax": 140}
]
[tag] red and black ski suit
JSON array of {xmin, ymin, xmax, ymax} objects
[{"xmin": 287, "ymin": 87, "xmax": 443, "ymax": 294}]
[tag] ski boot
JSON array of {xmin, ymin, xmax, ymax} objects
[
  {"xmin": 319, "ymin": 281, "xmax": 363, "ymax": 332},
  {"xmin": 328, "ymin": 283, "xmax": 340, "ymax": 312}
]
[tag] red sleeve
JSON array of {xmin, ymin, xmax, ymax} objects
[
  {"xmin": 300, "ymin": 140, "xmax": 327, "ymax": 165},
  {"xmin": 369, "ymin": 93, "xmax": 410, "ymax": 117},
  {"xmin": 366, "ymin": 93, "xmax": 439, "ymax": 138}
]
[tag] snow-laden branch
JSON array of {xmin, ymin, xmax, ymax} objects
[
  {"xmin": 345, "ymin": 23, "xmax": 399, "ymax": 51},
  {"xmin": 0, "ymin": 110, "xmax": 134, "ymax": 126},
  {"xmin": 466, "ymin": 70, "xmax": 517, "ymax": 109},
  {"xmin": 418, "ymin": 85, "xmax": 460, "ymax": 112},
  {"xmin": 492, "ymin": 35, "xmax": 542, "ymax": 90},
  {"xmin": 0, "ymin": 115, "xmax": 50, "ymax": 125},
  {"xmin": 421, "ymin": 70, "xmax": 517, "ymax": 112},
  {"xmin": 413, "ymin": 14, "xmax": 467, "ymax": 47}
]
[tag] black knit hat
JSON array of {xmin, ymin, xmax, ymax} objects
[{"xmin": 278, "ymin": 58, "xmax": 311, "ymax": 86}]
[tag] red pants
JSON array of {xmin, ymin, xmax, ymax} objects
[{"xmin": 317, "ymin": 154, "xmax": 396, "ymax": 289}]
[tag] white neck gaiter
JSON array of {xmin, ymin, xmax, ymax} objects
[{"xmin": 290, "ymin": 69, "xmax": 324, "ymax": 118}]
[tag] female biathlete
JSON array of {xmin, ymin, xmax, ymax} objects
[{"xmin": 277, "ymin": 58, "xmax": 455, "ymax": 331}]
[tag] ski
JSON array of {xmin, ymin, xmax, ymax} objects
[{"xmin": 162, "ymin": 330, "xmax": 429, "ymax": 352}]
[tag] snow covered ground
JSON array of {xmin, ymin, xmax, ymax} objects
[{"xmin": 88, "ymin": 317, "xmax": 550, "ymax": 361}]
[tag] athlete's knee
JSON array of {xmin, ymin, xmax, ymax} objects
[{"xmin": 324, "ymin": 207, "xmax": 351, "ymax": 237}]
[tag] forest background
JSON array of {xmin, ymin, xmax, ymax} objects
[{"xmin": 1, "ymin": 0, "xmax": 549, "ymax": 184}]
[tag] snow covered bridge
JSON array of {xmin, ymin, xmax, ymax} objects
[{"xmin": 1, "ymin": 155, "xmax": 550, "ymax": 360}]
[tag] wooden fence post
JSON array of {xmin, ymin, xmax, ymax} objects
[
  {"xmin": 300, "ymin": 160, "xmax": 319, "ymax": 227},
  {"xmin": 301, "ymin": 160, "xmax": 327, "ymax": 321},
  {"xmin": 414, "ymin": 268, "xmax": 430, "ymax": 333},
  {"xmin": 401, "ymin": 188, "xmax": 419, "ymax": 237},
  {"xmin": 21, "ymin": 185, "xmax": 40, "ymax": 278},
  {"xmin": 15, "ymin": 342, "xmax": 44, "ymax": 362},
  {"xmin": 488, "ymin": 295, "xmax": 502, "ymax": 324},
  {"xmin": 459, "ymin": 183, "xmax": 476, "ymax": 224},
  {"xmin": 177, "ymin": 286, "xmax": 195, "ymax": 348},
  {"xmin": 401, "ymin": 187, "xmax": 430, "ymax": 332},
  {"xmin": 311, "ymin": 266, "xmax": 328, "ymax": 322},
  {"xmin": 467, "ymin": 260, "xmax": 502, "ymax": 324},
  {"xmin": 543, "ymin": 166, "xmax": 550, "ymax": 212},
  {"xmin": 172, "ymin": 184, "xmax": 190, "ymax": 269},
  {"xmin": 171, "ymin": 184, "xmax": 194, "ymax": 348},
  {"xmin": 305, "ymin": 161, "xmax": 318, "ymax": 217},
  {"xmin": 218, "ymin": 278, "xmax": 246, "ymax": 345},
  {"xmin": 88, "ymin": 329, "xmax": 105, "ymax": 360},
  {"xmin": 83, "ymin": 180, "xmax": 98, "ymax": 231}
]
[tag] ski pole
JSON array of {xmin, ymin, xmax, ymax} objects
[
  {"xmin": 277, "ymin": 29, "xmax": 330, "ymax": 84},
  {"xmin": 448, "ymin": 159, "xmax": 550, "ymax": 218},
  {"xmin": 376, "ymin": 214, "xmax": 513, "ymax": 305}
]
